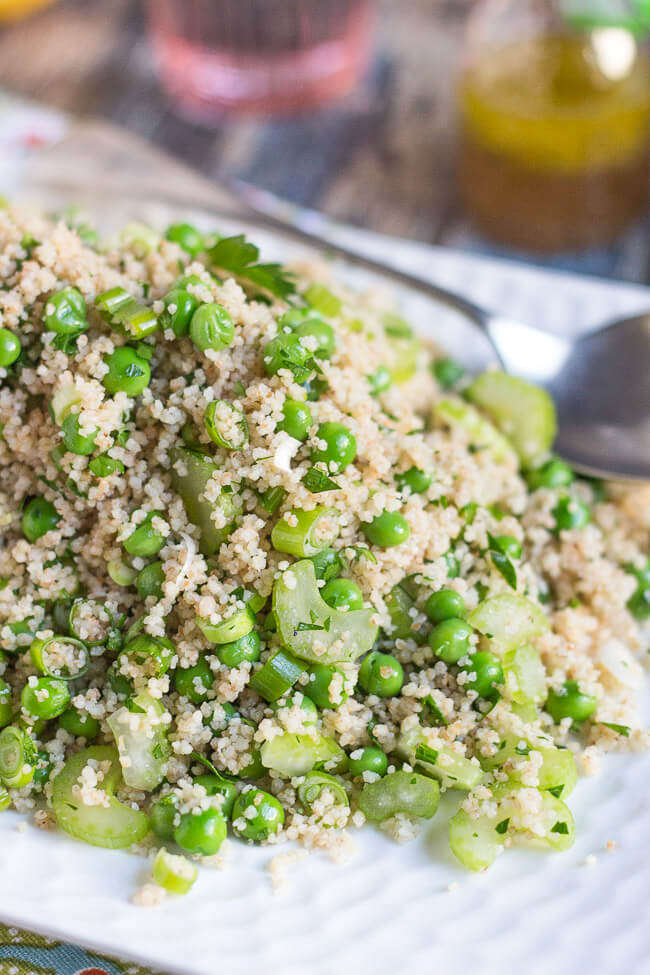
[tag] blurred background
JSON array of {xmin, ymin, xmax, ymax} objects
[{"xmin": 0, "ymin": 0, "xmax": 647, "ymax": 282}]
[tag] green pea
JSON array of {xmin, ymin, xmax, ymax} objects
[
  {"xmin": 428, "ymin": 618, "xmax": 473, "ymax": 663},
  {"xmin": 321, "ymin": 577, "xmax": 364, "ymax": 611},
  {"xmin": 150, "ymin": 794, "xmax": 178, "ymax": 841},
  {"xmin": 21, "ymin": 677, "xmax": 70, "ymax": 720},
  {"xmin": 123, "ymin": 511, "xmax": 166, "ymax": 557},
  {"xmin": 295, "ymin": 319, "xmax": 336, "ymax": 359},
  {"xmin": 0, "ymin": 328, "xmax": 21, "ymax": 366},
  {"xmin": 263, "ymin": 333, "xmax": 313, "ymax": 382},
  {"xmin": 348, "ymin": 746, "xmax": 388, "ymax": 778},
  {"xmin": 425, "ymin": 588, "xmax": 466, "ymax": 623},
  {"xmin": 278, "ymin": 399, "xmax": 312, "ymax": 441},
  {"xmin": 159, "ymin": 288, "xmax": 199, "ymax": 338},
  {"xmin": 88, "ymin": 454, "xmax": 125, "ymax": 477},
  {"xmin": 553, "ymin": 496, "xmax": 590, "ymax": 533},
  {"xmin": 232, "ymin": 788, "xmax": 285, "ymax": 842},
  {"xmin": 526, "ymin": 458, "xmax": 574, "ymax": 490},
  {"xmin": 0, "ymin": 679, "xmax": 12, "ymax": 729},
  {"xmin": 311, "ymin": 421, "xmax": 357, "ymax": 472},
  {"xmin": 174, "ymin": 807, "xmax": 227, "ymax": 856},
  {"xmin": 310, "ymin": 548, "xmax": 343, "ymax": 582},
  {"xmin": 270, "ymin": 691, "xmax": 318, "ymax": 725},
  {"xmin": 303, "ymin": 663, "xmax": 348, "ymax": 710},
  {"xmin": 362, "ymin": 511, "xmax": 410, "ymax": 548},
  {"xmin": 546, "ymin": 680, "xmax": 597, "ymax": 725},
  {"xmin": 396, "ymin": 467, "xmax": 432, "ymax": 495},
  {"xmin": 432, "ymin": 358, "xmax": 464, "ymax": 389},
  {"xmin": 190, "ymin": 303, "xmax": 234, "ymax": 352},
  {"xmin": 194, "ymin": 773, "xmax": 238, "ymax": 819},
  {"xmin": 44, "ymin": 287, "xmax": 87, "ymax": 335},
  {"xmin": 175, "ymin": 657, "xmax": 213, "ymax": 704},
  {"xmin": 217, "ymin": 630, "xmax": 261, "ymax": 668},
  {"xmin": 136, "ymin": 561, "xmax": 165, "ymax": 600},
  {"xmin": 460, "ymin": 651, "xmax": 503, "ymax": 699},
  {"xmin": 492, "ymin": 535, "xmax": 522, "ymax": 560},
  {"xmin": 58, "ymin": 706, "xmax": 100, "ymax": 739},
  {"xmin": 102, "ymin": 346, "xmax": 151, "ymax": 396},
  {"xmin": 61, "ymin": 413, "xmax": 97, "ymax": 456},
  {"xmin": 165, "ymin": 222, "xmax": 204, "ymax": 257},
  {"xmin": 367, "ymin": 365, "xmax": 392, "ymax": 396},
  {"xmin": 358, "ymin": 651, "xmax": 404, "ymax": 698},
  {"xmin": 22, "ymin": 497, "xmax": 60, "ymax": 542}
]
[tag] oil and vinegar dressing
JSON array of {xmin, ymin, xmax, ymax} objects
[{"xmin": 459, "ymin": 32, "xmax": 650, "ymax": 251}]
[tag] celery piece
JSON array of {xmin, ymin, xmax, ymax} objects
[
  {"xmin": 449, "ymin": 807, "xmax": 502, "ymax": 871},
  {"xmin": 467, "ymin": 371, "xmax": 557, "ymax": 469},
  {"xmin": 359, "ymin": 770, "xmax": 440, "ymax": 822},
  {"xmin": 273, "ymin": 559, "xmax": 378, "ymax": 665},
  {"xmin": 261, "ymin": 732, "xmax": 346, "ymax": 777},
  {"xmin": 107, "ymin": 692, "xmax": 170, "ymax": 791},
  {"xmin": 169, "ymin": 447, "xmax": 242, "ymax": 556},
  {"xmin": 433, "ymin": 397, "xmax": 517, "ymax": 465},
  {"xmin": 468, "ymin": 593, "xmax": 548, "ymax": 652},
  {"xmin": 502, "ymin": 644, "xmax": 547, "ymax": 705},
  {"xmin": 51, "ymin": 746, "xmax": 149, "ymax": 849},
  {"xmin": 398, "ymin": 727, "xmax": 483, "ymax": 791}
]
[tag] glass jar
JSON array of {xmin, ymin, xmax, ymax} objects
[
  {"xmin": 458, "ymin": 0, "xmax": 650, "ymax": 252},
  {"xmin": 145, "ymin": 0, "xmax": 375, "ymax": 119}
]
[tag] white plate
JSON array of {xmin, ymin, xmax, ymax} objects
[{"xmin": 2, "ymin": 198, "xmax": 650, "ymax": 975}]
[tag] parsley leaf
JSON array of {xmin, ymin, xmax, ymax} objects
[
  {"xmin": 208, "ymin": 235, "xmax": 296, "ymax": 301},
  {"xmin": 495, "ymin": 818, "xmax": 510, "ymax": 835},
  {"xmin": 190, "ymin": 751, "xmax": 227, "ymax": 781},
  {"xmin": 487, "ymin": 532, "xmax": 517, "ymax": 590},
  {"xmin": 422, "ymin": 693, "xmax": 448, "ymax": 727},
  {"xmin": 551, "ymin": 821, "xmax": 569, "ymax": 835},
  {"xmin": 547, "ymin": 785, "xmax": 564, "ymax": 798},
  {"xmin": 600, "ymin": 721, "xmax": 631, "ymax": 737},
  {"xmin": 302, "ymin": 467, "xmax": 340, "ymax": 493}
]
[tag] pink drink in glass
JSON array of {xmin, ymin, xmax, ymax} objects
[{"xmin": 145, "ymin": 0, "xmax": 375, "ymax": 119}]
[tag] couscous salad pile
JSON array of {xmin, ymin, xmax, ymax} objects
[{"xmin": 0, "ymin": 206, "xmax": 647, "ymax": 900}]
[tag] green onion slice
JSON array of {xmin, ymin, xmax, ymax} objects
[
  {"xmin": 249, "ymin": 649, "xmax": 306, "ymax": 702},
  {"xmin": 30, "ymin": 635, "xmax": 89, "ymax": 680}
]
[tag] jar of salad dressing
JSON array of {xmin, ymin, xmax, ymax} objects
[{"xmin": 458, "ymin": 0, "xmax": 650, "ymax": 252}]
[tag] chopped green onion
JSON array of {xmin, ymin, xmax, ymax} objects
[
  {"xmin": 271, "ymin": 507, "xmax": 339, "ymax": 557},
  {"xmin": 249, "ymin": 649, "xmax": 306, "ymax": 702},
  {"xmin": 29, "ymin": 635, "xmax": 89, "ymax": 680},
  {"xmin": 95, "ymin": 286, "xmax": 158, "ymax": 339},
  {"xmin": 204, "ymin": 399, "xmax": 249, "ymax": 450},
  {"xmin": 152, "ymin": 847, "xmax": 198, "ymax": 895},
  {"xmin": 0, "ymin": 726, "xmax": 37, "ymax": 788},
  {"xmin": 297, "ymin": 771, "xmax": 349, "ymax": 813},
  {"xmin": 197, "ymin": 608, "xmax": 254, "ymax": 645}
]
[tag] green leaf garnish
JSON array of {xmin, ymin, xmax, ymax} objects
[
  {"xmin": 208, "ymin": 235, "xmax": 296, "ymax": 301},
  {"xmin": 302, "ymin": 467, "xmax": 341, "ymax": 494}
]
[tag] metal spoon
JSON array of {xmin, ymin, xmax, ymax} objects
[{"xmin": 27, "ymin": 121, "xmax": 650, "ymax": 480}]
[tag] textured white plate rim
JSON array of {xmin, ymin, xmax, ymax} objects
[{"xmin": 0, "ymin": 206, "xmax": 648, "ymax": 975}]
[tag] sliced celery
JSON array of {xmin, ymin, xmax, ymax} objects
[
  {"xmin": 449, "ymin": 807, "xmax": 502, "ymax": 871},
  {"xmin": 467, "ymin": 371, "xmax": 557, "ymax": 469},
  {"xmin": 51, "ymin": 746, "xmax": 149, "ymax": 849},
  {"xmin": 468, "ymin": 593, "xmax": 548, "ymax": 652},
  {"xmin": 433, "ymin": 397, "xmax": 517, "ymax": 464},
  {"xmin": 107, "ymin": 692, "xmax": 170, "ymax": 791},
  {"xmin": 260, "ymin": 733, "xmax": 345, "ymax": 777},
  {"xmin": 502, "ymin": 644, "xmax": 547, "ymax": 705},
  {"xmin": 273, "ymin": 559, "xmax": 377, "ymax": 665},
  {"xmin": 398, "ymin": 728, "xmax": 483, "ymax": 791},
  {"xmin": 359, "ymin": 770, "xmax": 440, "ymax": 822},
  {"xmin": 169, "ymin": 447, "xmax": 242, "ymax": 555}
]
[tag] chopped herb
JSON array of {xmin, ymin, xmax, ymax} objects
[
  {"xmin": 600, "ymin": 722, "xmax": 630, "ymax": 737},
  {"xmin": 302, "ymin": 467, "xmax": 340, "ymax": 494},
  {"xmin": 547, "ymin": 785, "xmax": 564, "ymax": 798},
  {"xmin": 234, "ymin": 380, "xmax": 246, "ymax": 397},
  {"xmin": 422, "ymin": 694, "xmax": 448, "ymax": 727},
  {"xmin": 514, "ymin": 743, "xmax": 530, "ymax": 756},
  {"xmin": 414, "ymin": 743, "xmax": 439, "ymax": 766},
  {"xmin": 487, "ymin": 532, "xmax": 517, "ymax": 590},
  {"xmin": 190, "ymin": 751, "xmax": 226, "ymax": 781},
  {"xmin": 125, "ymin": 698, "xmax": 146, "ymax": 714},
  {"xmin": 495, "ymin": 818, "xmax": 509, "ymax": 835},
  {"xmin": 343, "ymin": 545, "xmax": 378, "ymax": 566},
  {"xmin": 551, "ymin": 821, "xmax": 569, "ymax": 835},
  {"xmin": 208, "ymin": 234, "xmax": 296, "ymax": 301}
]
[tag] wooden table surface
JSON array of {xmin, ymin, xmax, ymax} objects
[{"xmin": 0, "ymin": 0, "xmax": 648, "ymax": 283}]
